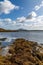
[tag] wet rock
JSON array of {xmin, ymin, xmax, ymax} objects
[{"xmin": 0, "ymin": 38, "xmax": 43, "ymax": 65}]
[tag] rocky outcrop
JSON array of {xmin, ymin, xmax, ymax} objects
[
  {"xmin": 0, "ymin": 38, "xmax": 43, "ymax": 65},
  {"xmin": 0, "ymin": 38, "xmax": 7, "ymax": 41}
]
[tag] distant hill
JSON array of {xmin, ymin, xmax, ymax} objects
[
  {"xmin": 0, "ymin": 28, "xmax": 43, "ymax": 32},
  {"xmin": 0, "ymin": 28, "xmax": 27, "ymax": 32},
  {"xmin": 0, "ymin": 28, "xmax": 17, "ymax": 32},
  {"xmin": 0, "ymin": 28, "xmax": 6, "ymax": 32}
]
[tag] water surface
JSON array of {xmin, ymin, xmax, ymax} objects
[{"xmin": 0, "ymin": 31, "xmax": 43, "ymax": 46}]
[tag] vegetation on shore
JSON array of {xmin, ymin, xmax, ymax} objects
[
  {"xmin": 0, "ymin": 38, "xmax": 43, "ymax": 65},
  {"xmin": 0, "ymin": 28, "xmax": 28, "ymax": 32},
  {"xmin": 0, "ymin": 28, "xmax": 17, "ymax": 32}
]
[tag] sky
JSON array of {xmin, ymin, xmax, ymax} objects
[{"xmin": 0, "ymin": 0, "xmax": 43, "ymax": 30}]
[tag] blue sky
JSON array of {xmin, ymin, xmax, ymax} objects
[{"xmin": 0, "ymin": 0, "xmax": 43, "ymax": 30}]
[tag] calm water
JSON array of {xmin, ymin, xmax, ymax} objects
[{"xmin": 0, "ymin": 31, "xmax": 43, "ymax": 46}]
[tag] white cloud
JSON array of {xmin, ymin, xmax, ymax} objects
[
  {"xmin": 0, "ymin": 18, "xmax": 16, "ymax": 26},
  {"xmin": 0, "ymin": 0, "xmax": 19, "ymax": 14},
  {"xmin": 0, "ymin": 18, "xmax": 22, "ymax": 30},
  {"xmin": 35, "ymin": 6, "xmax": 40, "ymax": 11},
  {"xmin": 26, "ymin": 11, "xmax": 37, "ymax": 22},
  {"xmin": 16, "ymin": 16, "xmax": 26, "ymax": 23},
  {"xmin": 35, "ymin": 1, "xmax": 43, "ymax": 11},
  {"xmin": 15, "ymin": 11, "xmax": 43, "ymax": 30},
  {"xmin": 28, "ymin": 11, "xmax": 37, "ymax": 17},
  {"xmin": 16, "ymin": 11, "xmax": 37, "ymax": 23},
  {"xmin": 0, "ymin": 11, "xmax": 43, "ymax": 30}
]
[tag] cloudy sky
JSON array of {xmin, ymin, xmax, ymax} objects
[{"xmin": 0, "ymin": 0, "xmax": 43, "ymax": 30}]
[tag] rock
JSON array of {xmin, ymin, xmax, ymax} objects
[{"xmin": 0, "ymin": 38, "xmax": 43, "ymax": 65}]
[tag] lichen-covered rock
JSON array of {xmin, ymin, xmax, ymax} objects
[{"xmin": 0, "ymin": 38, "xmax": 43, "ymax": 65}]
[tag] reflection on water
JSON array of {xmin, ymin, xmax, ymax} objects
[
  {"xmin": 0, "ymin": 31, "xmax": 43, "ymax": 47},
  {"xmin": 0, "ymin": 31, "xmax": 43, "ymax": 56},
  {"xmin": 0, "ymin": 37, "xmax": 16, "ymax": 46}
]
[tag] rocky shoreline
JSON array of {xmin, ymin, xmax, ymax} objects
[
  {"xmin": 0, "ymin": 38, "xmax": 7, "ymax": 41},
  {"xmin": 0, "ymin": 38, "xmax": 43, "ymax": 65}
]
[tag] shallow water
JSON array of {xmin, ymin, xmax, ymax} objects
[{"xmin": 0, "ymin": 31, "xmax": 43, "ymax": 46}]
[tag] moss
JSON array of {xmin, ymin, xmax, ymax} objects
[{"xmin": 0, "ymin": 38, "xmax": 43, "ymax": 65}]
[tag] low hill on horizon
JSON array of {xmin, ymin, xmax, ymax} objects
[{"xmin": 0, "ymin": 28, "xmax": 43, "ymax": 32}]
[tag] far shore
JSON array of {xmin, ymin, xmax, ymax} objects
[
  {"xmin": 0, "ymin": 30, "xmax": 43, "ymax": 32},
  {"xmin": 0, "ymin": 28, "xmax": 43, "ymax": 32}
]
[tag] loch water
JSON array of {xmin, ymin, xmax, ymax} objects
[{"xmin": 0, "ymin": 31, "xmax": 43, "ymax": 46}]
